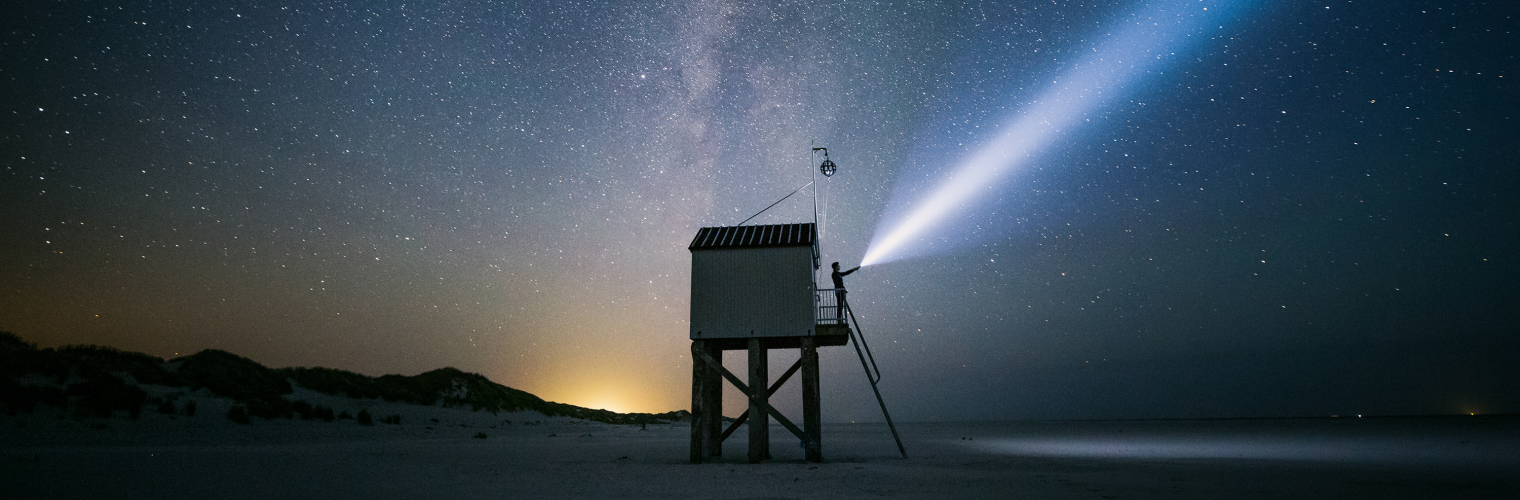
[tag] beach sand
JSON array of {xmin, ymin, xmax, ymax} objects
[{"xmin": 4, "ymin": 398, "xmax": 1516, "ymax": 499}]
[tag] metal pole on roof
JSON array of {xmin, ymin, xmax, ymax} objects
[
  {"xmin": 811, "ymin": 142, "xmax": 819, "ymax": 286},
  {"xmin": 811, "ymin": 142, "xmax": 818, "ymax": 235}
]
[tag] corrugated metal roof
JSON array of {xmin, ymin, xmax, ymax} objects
[{"xmin": 688, "ymin": 223, "xmax": 816, "ymax": 250}]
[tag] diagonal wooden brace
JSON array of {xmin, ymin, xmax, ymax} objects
[
  {"xmin": 696, "ymin": 348, "xmax": 750, "ymax": 394},
  {"xmin": 720, "ymin": 411, "xmax": 749, "ymax": 442},
  {"xmin": 770, "ymin": 357, "xmax": 805, "ymax": 397},
  {"xmin": 696, "ymin": 349, "xmax": 809, "ymax": 444},
  {"xmin": 720, "ymin": 358, "xmax": 803, "ymax": 442},
  {"xmin": 763, "ymin": 401, "xmax": 807, "ymax": 443}
]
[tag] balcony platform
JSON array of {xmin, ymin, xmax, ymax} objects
[{"xmin": 698, "ymin": 324, "xmax": 849, "ymax": 351}]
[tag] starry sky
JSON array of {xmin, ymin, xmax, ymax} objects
[{"xmin": 3, "ymin": 0, "xmax": 1515, "ymax": 421}]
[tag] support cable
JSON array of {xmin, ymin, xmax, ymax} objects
[{"xmin": 737, "ymin": 181, "xmax": 813, "ymax": 226}]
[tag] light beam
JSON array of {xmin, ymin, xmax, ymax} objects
[{"xmin": 861, "ymin": 0, "xmax": 1248, "ymax": 267}]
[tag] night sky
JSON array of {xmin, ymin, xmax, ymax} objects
[{"xmin": 4, "ymin": 0, "xmax": 1516, "ymax": 421}]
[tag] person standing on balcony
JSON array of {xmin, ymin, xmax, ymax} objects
[{"xmin": 831, "ymin": 262, "xmax": 860, "ymax": 324}]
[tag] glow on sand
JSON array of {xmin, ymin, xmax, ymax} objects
[{"xmin": 861, "ymin": 0, "xmax": 1247, "ymax": 267}]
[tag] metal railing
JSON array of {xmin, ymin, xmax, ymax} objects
[{"xmin": 814, "ymin": 288, "xmax": 850, "ymax": 325}]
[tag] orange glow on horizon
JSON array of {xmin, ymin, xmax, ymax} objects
[
  {"xmin": 478, "ymin": 290, "xmax": 689, "ymax": 415},
  {"xmin": 556, "ymin": 386, "xmax": 664, "ymax": 415},
  {"xmin": 516, "ymin": 363, "xmax": 677, "ymax": 415}
]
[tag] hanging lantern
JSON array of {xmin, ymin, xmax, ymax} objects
[{"xmin": 819, "ymin": 157, "xmax": 837, "ymax": 177}]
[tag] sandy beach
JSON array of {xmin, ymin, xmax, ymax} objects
[{"xmin": 5, "ymin": 397, "xmax": 1515, "ymax": 500}]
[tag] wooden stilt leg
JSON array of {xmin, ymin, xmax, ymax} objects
[
  {"xmin": 748, "ymin": 338, "xmax": 769, "ymax": 463},
  {"xmin": 802, "ymin": 336, "xmax": 822, "ymax": 462},
  {"xmin": 690, "ymin": 340, "xmax": 707, "ymax": 463},
  {"xmin": 705, "ymin": 341, "xmax": 723, "ymax": 458}
]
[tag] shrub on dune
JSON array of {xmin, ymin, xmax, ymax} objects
[
  {"xmin": 66, "ymin": 377, "xmax": 146, "ymax": 419},
  {"xmin": 291, "ymin": 399, "xmax": 315, "ymax": 419},
  {"xmin": 226, "ymin": 404, "xmax": 250, "ymax": 425},
  {"xmin": 172, "ymin": 350, "xmax": 291, "ymax": 403},
  {"xmin": 58, "ymin": 345, "xmax": 181, "ymax": 387}
]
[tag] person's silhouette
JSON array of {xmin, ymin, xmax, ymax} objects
[{"xmin": 830, "ymin": 262, "xmax": 859, "ymax": 324}]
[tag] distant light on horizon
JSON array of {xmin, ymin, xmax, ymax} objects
[
  {"xmin": 861, "ymin": 0, "xmax": 1248, "ymax": 267},
  {"xmin": 970, "ymin": 431, "xmax": 1518, "ymax": 468}
]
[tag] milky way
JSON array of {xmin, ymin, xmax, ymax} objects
[{"xmin": 3, "ymin": 1, "xmax": 1515, "ymax": 420}]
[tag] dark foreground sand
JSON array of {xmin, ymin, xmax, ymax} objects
[{"xmin": 4, "ymin": 405, "xmax": 1516, "ymax": 499}]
